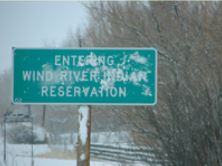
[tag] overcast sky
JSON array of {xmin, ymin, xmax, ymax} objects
[{"xmin": 0, "ymin": 1, "xmax": 87, "ymax": 73}]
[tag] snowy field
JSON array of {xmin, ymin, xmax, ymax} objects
[
  {"xmin": 1, "ymin": 157, "xmax": 122, "ymax": 166},
  {"xmin": 0, "ymin": 130, "xmax": 147, "ymax": 166},
  {"xmin": 0, "ymin": 144, "xmax": 146, "ymax": 166}
]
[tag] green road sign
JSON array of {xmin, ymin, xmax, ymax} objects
[{"xmin": 12, "ymin": 48, "xmax": 157, "ymax": 105}]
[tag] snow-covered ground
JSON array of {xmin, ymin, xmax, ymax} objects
[
  {"xmin": 0, "ymin": 130, "xmax": 146, "ymax": 166},
  {"xmin": 1, "ymin": 157, "xmax": 122, "ymax": 166},
  {"xmin": 0, "ymin": 143, "xmax": 146, "ymax": 166}
]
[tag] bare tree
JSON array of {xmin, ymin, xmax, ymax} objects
[
  {"xmin": 0, "ymin": 70, "xmax": 12, "ymax": 118},
  {"xmin": 67, "ymin": 1, "xmax": 222, "ymax": 165}
]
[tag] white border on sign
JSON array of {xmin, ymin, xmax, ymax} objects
[{"xmin": 11, "ymin": 47, "xmax": 158, "ymax": 106}]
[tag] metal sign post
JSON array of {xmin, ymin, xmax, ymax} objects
[
  {"xmin": 31, "ymin": 115, "xmax": 34, "ymax": 166},
  {"xmin": 27, "ymin": 105, "xmax": 34, "ymax": 166}
]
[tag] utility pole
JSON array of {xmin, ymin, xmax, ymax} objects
[
  {"xmin": 42, "ymin": 105, "xmax": 46, "ymax": 127},
  {"xmin": 3, "ymin": 113, "xmax": 6, "ymax": 164}
]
